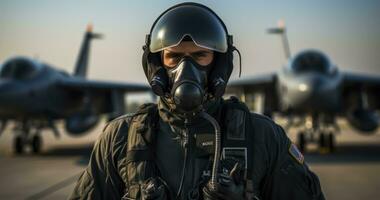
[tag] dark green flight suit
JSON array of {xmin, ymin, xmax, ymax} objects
[{"xmin": 70, "ymin": 98, "xmax": 325, "ymax": 200}]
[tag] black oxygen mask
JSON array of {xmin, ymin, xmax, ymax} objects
[{"xmin": 166, "ymin": 57, "xmax": 209, "ymax": 114}]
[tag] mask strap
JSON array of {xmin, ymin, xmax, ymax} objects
[{"xmin": 231, "ymin": 46, "xmax": 242, "ymax": 77}]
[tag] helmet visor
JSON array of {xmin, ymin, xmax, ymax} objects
[{"xmin": 149, "ymin": 5, "xmax": 228, "ymax": 53}]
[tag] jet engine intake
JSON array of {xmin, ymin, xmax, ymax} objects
[
  {"xmin": 65, "ymin": 113, "xmax": 99, "ymax": 135},
  {"xmin": 347, "ymin": 109, "xmax": 379, "ymax": 133}
]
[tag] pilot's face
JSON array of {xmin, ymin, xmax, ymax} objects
[{"xmin": 162, "ymin": 41, "xmax": 214, "ymax": 68}]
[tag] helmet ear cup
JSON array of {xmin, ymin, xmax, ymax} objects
[
  {"xmin": 142, "ymin": 47, "xmax": 169, "ymax": 96},
  {"xmin": 208, "ymin": 48, "xmax": 234, "ymax": 98}
]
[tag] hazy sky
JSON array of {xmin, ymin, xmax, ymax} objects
[{"xmin": 1, "ymin": 0, "xmax": 379, "ymax": 84}]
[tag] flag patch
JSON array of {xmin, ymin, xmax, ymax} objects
[{"xmin": 289, "ymin": 143, "xmax": 304, "ymax": 164}]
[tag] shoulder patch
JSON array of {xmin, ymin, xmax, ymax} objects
[{"xmin": 289, "ymin": 143, "xmax": 304, "ymax": 164}]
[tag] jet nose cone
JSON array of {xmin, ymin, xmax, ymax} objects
[
  {"xmin": 0, "ymin": 79, "xmax": 31, "ymax": 116},
  {"xmin": 288, "ymin": 75, "xmax": 326, "ymax": 108},
  {"xmin": 298, "ymin": 76, "xmax": 324, "ymax": 95},
  {"xmin": 0, "ymin": 80, "xmax": 7, "ymax": 96},
  {"xmin": 285, "ymin": 73, "xmax": 340, "ymax": 111},
  {"xmin": 0, "ymin": 80, "xmax": 14, "ymax": 111}
]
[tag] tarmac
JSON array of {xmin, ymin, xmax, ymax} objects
[{"xmin": 0, "ymin": 119, "xmax": 380, "ymax": 200}]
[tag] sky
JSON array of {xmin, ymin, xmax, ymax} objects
[{"xmin": 1, "ymin": 0, "xmax": 379, "ymax": 84}]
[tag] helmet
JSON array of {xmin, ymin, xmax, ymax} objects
[
  {"xmin": 142, "ymin": 2, "xmax": 236, "ymax": 114},
  {"xmin": 148, "ymin": 2, "xmax": 230, "ymax": 53}
]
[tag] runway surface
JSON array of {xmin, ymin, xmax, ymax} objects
[{"xmin": 0, "ymin": 120, "xmax": 380, "ymax": 199}]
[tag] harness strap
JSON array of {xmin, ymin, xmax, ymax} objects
[
  {"xmin": 123, "ymin": 103, "xmax": 160, "ymax": 199},
  {"xmin": 123, "ymin": 97, "xmax": 256, "ymax": 199},
  {"xmin": 125, "ymin": 149, "xmax": 154, "ymax": 164},
  {"xmin": 221, "ymin": 96, "xmax": 254, "ymax": 177},
  {"xmin": 221, "ymin": 96, "xmax": 256, "ymax": 199}
]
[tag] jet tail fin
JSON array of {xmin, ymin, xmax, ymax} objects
[
  {"xmin": 73, "ymin": 24, "xmax": 103, "ymax": 78},
  {"xmin": 267, "ymin": 19, "xmax": 291, "ymax": 59}
]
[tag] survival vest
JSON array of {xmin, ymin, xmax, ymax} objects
[{"xmin": 122, "ymin": 96, "xmax": 257, "ymax": 199}]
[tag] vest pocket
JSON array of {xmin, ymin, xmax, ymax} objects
[
  {"xmin": 122, "ymin": 184, "xmax": 141, "ymax": 199},
  {"xmin": 123, "ymin": 162, "xmax": 146, "ymax": 199}
]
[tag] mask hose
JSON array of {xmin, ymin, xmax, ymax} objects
[
  {"xmin": 176, "ymin": 119, "xmax": 190, "ymax": 199},
  {"xmin": 200, "ymin": 111, "xmax": 221, "ymax": 191},
  {"xmin": 232, "ymin": 46, "xmax": 242, "ymax": 78}
]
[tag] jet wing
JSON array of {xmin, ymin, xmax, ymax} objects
[
  {"xmin": 226, "ymin": 73, "xmax": 277, "ymax": 93},
  {"xmin": 342, "ymin": 72, "xmax": 380, "ymax": 85},
  {"xmin": 56, "ymin": 78, "xmax": 151, "ymax": 116},
  {"xmin": 226, "ymin": 73, "xmax": 279, "ymax": 113},
  {"xmin": 342, "ymin": 72, "xmax": 380, "ymax": 110},
  {"xmin": 57, "ymin": 78, "xmax": 150, "ymax": 92}
]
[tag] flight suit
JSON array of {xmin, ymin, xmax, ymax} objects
[{"xmin": 70, "ymin": 98, "xmax": 325, "ymax": 200}]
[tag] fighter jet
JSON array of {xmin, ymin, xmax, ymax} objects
[
  {"xmin": 0, "ymin": 25, "xmax": 150, "ymax": 154},
  {"xmin": 227, "ymin": 20, "xmax": 380, "ymax": 153}
]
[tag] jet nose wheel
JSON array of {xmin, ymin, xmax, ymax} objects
[
  {"xmin": 13, "ymin": 133, "xmax": 43, "ymax": 154},
  {"xmin": 319, "ymin": 132, "xmax": 335, "ymax": 154},
  {"xmin": 31, "ymin": 135, "xmax": 42, "ymax": 154},
  {"xmin": 297, "ymin": 132, "xmax": 306, "ymax": 152},
  {"xmin": 14, "ymin": 136, "xmax": 24, "ymax": 154},
  {"xmin": 327, "ymin": 132, "xmax": 335, "ymax": 153}
]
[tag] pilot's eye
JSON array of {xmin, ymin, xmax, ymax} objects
[
  {"xmin": 191, "ymin": 51, "xmax": 214, "ymax": 67},
  {"xmin": 162, "ymin": 50, "xmax": 214, "ymax": 68},
  {"xmin": 191, "ymin": 52, "xmax": 208, "ymax": 58},
  {"xmin": 163, "ymin": 52, "xmax": 184, "ymax": 68}
]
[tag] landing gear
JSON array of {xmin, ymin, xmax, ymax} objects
[
  {"xmin": 12, "ymin": 121, "xmax": 44, "ymax": 154},
  {"xmin": 319, "ymin": 133, "xmax": 328, "ymax": 154},
  {"xmin": 296, "ymin": 131, "xmax": 336, "ymax": 154},
  {"xmin": 292, "ymin": 114, "xmax": 339, "ymax": 154},
  {"xmin": 297, "ymin": 132, "xmax": 306, "ymax": 152},
  {"xmin": 319, "ymin": 133, "xmax": 326, "ymax": 147},
  {"xmin": 31, "ymin": 135, "xmax": 42, "ymax": 153},
  {"xmin": 12, "ymin": 134, "xmax": 43, "ymax": 154},
  {"xmin": 14, "ymin": 136, "xmax": 24, "ymax": 154},
  {"xmin": 327, "ymin": 132, "xmax": 335, "ymax": 153},
  {"xmin": 10, "ymin": 120, "xmax": 60, "ymax": 155},
  {"xmin": 317, "ymin": 132, "xmax": 336, "ymax": 154}
]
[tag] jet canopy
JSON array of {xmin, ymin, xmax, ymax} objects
[
  {"xmin": 0, "ymin": 57, "xmax": 42, "ymax": 80},
  {"xmin": 290, "ymin": 50, "xmax": 333, "ymax": 74}
]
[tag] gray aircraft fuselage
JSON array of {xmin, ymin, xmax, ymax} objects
[
  {"xmin": 228, "ymin": 23, "xmax": 380, "ymax": 152},
  {"xmin": 0, "ymin": 58, "xmax": 86, "ymax": 120},
  {"xmin": 0, "ymin": 25, "xmax": 153, "ymax": 154},
  {"xmin": 276, "ymin": 52, "xmax": 343, "ymax": 114},
  {"xmin": 0, "ymin": 26, "xmax": 150, "ymax": 155}
]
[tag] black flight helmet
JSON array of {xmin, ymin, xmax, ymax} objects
[
  {"xmin": 148, "ymin": 3, "xmax": 229, "ymax": 53},
  {"xmin": 143, "ymin": 2, "xmax": 235, "ymax": 100}
]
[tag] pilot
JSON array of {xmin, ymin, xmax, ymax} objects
[{"xmin": 70, "ymin": 2, "xmax": 325, "ymax": 200}]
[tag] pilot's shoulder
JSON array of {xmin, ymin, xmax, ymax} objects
[
  {"xmin": 106, "ymin": 113, "xmax": 135, "ymax": 129},
  {"xmin": 104, "ymin": 113, "xmax": 134, "ymax": 132},
  {"xmin": 100, "ymin": 103, "xmax": 158, "ymax": 143},
  {"xmin": 99, "ymin": 113, "xmax": 134, "ymax": 145},
  {"xmin": 250, "ymin": 112, "xmax": 276, "ymax": 128},
  {"xmin": 249, "ymin": 112, "xmax": 285, "ymax": 143}
]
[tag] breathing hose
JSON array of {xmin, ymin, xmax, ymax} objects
[{"xmin": 200, "ymin": 111, "xmax": 221, "ymax": 191}]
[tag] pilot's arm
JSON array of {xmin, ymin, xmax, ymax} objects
[
  {"xmin": 69, "ymin": 119, "xmax": 128, "ymax": 200},
  {"xmin": 250, "ymin": 115, "xmax": 325, "ymax": 200}
]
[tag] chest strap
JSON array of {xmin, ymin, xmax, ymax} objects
[
  {"xmin": 123, "ymin": 97, "xmax": 256, "ymax": 199},
  {"xmin": 123, "ymin": 103, "xmax": 160, "ymax": 199},
  {"xmin": 221, "ymin": 96, "xmax": 256, "ymax": 199}
]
